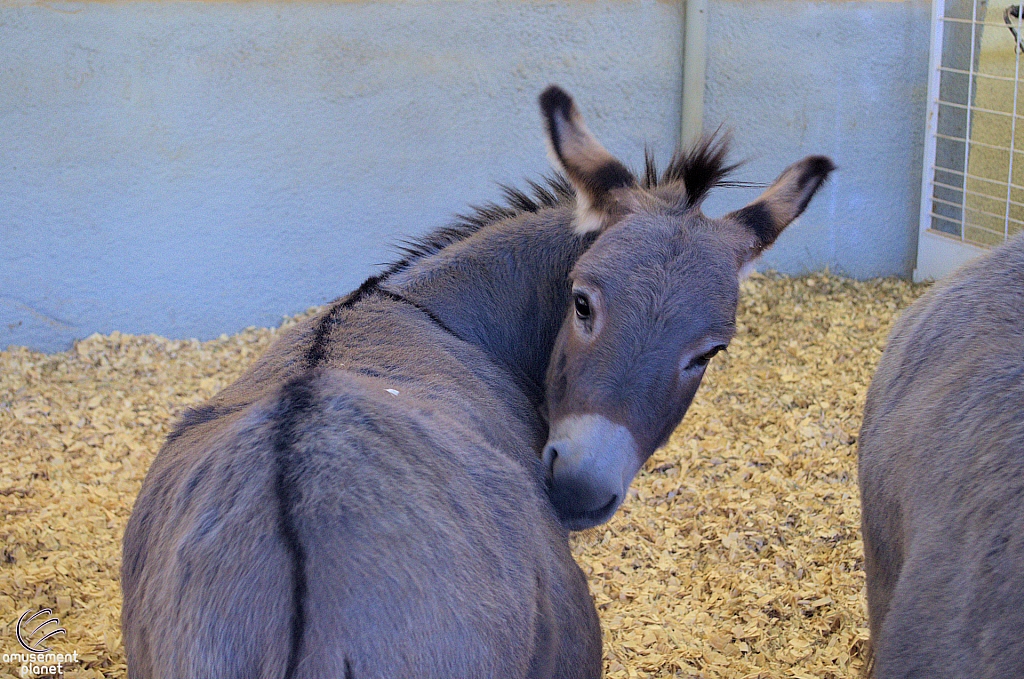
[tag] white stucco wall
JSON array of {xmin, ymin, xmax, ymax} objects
[
  {"xmin": 1, "ymin": 0, "xmax": 931, "ymax": 352},
  {"xmin": 701, "ymin": 0, "xmax": 931, "ymax": 280}
]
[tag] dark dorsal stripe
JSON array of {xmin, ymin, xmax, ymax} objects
[
  {"xmin": 270, "ymin": 261, "xmax": 473, "ymax": 679},
  {"xmin": 306, "ymin": 273, "xmax": 389, "ymax": 367},
  {"xmin": 269, "ymin": 170, "xmax": 588, "ymax": 675},
  {"xmin": 170, "ymin": 137, "xmax": 747, "ymax": 443},
  {"xmin": 165, "ymin": 272, "xmax": 387, "ymax": 445},
  {"xmin": 272, "ymin": 376, "xmax": 315, "ymax": 679},
  {"xmin": 210, "ymin": 139, "xmax": 756, "ymax": 679}
]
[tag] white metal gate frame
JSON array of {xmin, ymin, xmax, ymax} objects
[{"xmin": 916, "ymin": 0, "xmax": 1022, "ymax": 281}]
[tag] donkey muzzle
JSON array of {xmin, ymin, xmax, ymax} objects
[{"xmin": 542, "ymin": 414, "xmax": 640, "ymax": 531}]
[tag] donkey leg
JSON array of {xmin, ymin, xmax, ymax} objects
[
  {"xmin": 861, "ymin": 489, "xmax": 904, "ymax": 656},
  {"xmin": 858, "ymin": 415, "xmax": 908, "ymax": 673}
]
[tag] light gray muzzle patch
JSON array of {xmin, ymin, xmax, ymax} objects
[{"xmin": 542, "ymin": 414, "xmax": 640, "ymax": 530}]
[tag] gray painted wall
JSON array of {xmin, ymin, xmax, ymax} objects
[
  {"xmin": 1, "ymin": 0, "xmax": 930, "ymax": 352},
  {"xmin": 701, "ymin": 0, "xmax": 931, "ymax": 280}
]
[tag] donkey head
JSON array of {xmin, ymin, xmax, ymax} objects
[{"xmin": 539, "ymin": 86, "xmax": 834, "ymax": 530}]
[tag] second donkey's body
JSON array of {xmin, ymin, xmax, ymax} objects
[{"xmin": 859, "ymin": 233, "xmax": 1024, "ymax": 678}]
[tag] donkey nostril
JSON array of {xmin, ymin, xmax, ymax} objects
[{"xmin": 541, "ymin": 444, "xmax": 559, "ymax": 475}]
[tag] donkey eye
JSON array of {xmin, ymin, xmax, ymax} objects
[
  {"xmin": 573, "ymin": 293, "xmax": 592, "ymax": 320},
  {"xmin": 688, "ymin": 345, "xmax": 725, "ymax": 370}
]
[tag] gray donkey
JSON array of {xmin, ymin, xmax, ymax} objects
[
  {"xmin": 122, "ymin": 86, "xmax": 833, "ymax": 678},
  {"xmin": 859, "ymin": 233, "xmax": 1024, "ymax": 678}
]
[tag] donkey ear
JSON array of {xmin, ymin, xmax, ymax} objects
[
  {"xmin": 539, "ymin": 85, "xmax": 638, "ymax": 234},
  {"xmin": 726, "ymin": 156, "xmax": 835, "ymax": 260}
]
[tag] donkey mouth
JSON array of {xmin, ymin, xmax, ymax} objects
[
  {"xmin": 543, "ymin": 414, "xmax": 639, "ymax": 530},
  {"xmin": 558, "ymin": 494, "xmax": 619, "ymax": 532}
]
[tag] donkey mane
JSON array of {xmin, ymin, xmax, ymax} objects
[
  {"xmin": 386, "ymin": 175, "xmax": 575, "ymax": 276},
  {"xmin": 387, "ymin": 131, "xmax": 742, "ymax": 278},
  {"xmin": 301, "ymin": 133, "xmax": 748, "ymax": 371},
  {"xmin": 644, "ymin": 131, "xmax": 744, "ymax": 208}
]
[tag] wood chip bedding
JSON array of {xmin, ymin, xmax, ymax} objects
[{"xmin": 0, "ymin": 272, "xmax": 927, "ymax": 679}]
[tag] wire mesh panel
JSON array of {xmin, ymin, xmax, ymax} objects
[{"xmin": 923, "ymin": 0, "xmax": 1024, "ymax": 249}]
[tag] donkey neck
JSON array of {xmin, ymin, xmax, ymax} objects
[{"xmin": 381, "ymin": 206, "xmax": 592, "ymax": 409}]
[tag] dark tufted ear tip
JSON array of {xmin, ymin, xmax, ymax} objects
[
  {"xmin": 804, "ymin": 155, "xmax": 837, "ymax": 178},
  {"xmin": 726, "ymin": 152, "xmax": 836, "ymax": 260},
  {"xmin": 792, "ymin": 155, "xmax": 836, "ymax": 215},
  {"xmin": 539, "ymin": 85, "xmax": 574, "ymax": 121}
]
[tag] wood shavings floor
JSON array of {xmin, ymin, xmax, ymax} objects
[{"xmin": 0, "ymin": 272, "xmax": 927, "ymax": 679}]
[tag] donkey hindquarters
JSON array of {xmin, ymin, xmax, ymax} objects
[
  {"xmin": 859, "ymin": 233, "xmax": 1024, "ymax": 679},
  {"xmin": 121, "ymin": 296, "xmax": 600, "ymax": 679}
]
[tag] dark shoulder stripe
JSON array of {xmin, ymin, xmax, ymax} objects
[
  {"xmin": 375, "ymin": 289, "xmax": 463, "ymax": 341},
  {"xmin": 306, "ymin": 275, "xmax": 385, "ymax": 367},
  {"xmin": 307, "ymin": 283, "xmax": 465, "ymax": 370}
]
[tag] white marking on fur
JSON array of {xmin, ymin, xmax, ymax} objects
[
  {"xmin": 546, "ymin": 128, "xmax": 602, "ymax": 234},
  {"xmin": 385, "ymin": 389, "xmax": 399, "ymax": 396},
  {"xmin": 573, "ymin": 194, "xmax": 607, "ymax": 235},
  {"xmin": 545, "ymin": 141, "xmax": 568, "ymax": 177}
]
